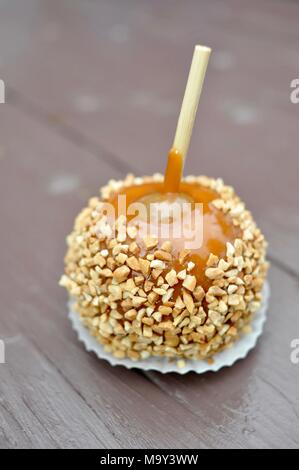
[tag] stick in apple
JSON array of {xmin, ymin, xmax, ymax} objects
[{"xmin": 164, "ymin": 45, "xmax": 211, "ymax": 193}]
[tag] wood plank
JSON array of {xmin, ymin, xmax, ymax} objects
[
  {"xmin": 0, "ymin": 335, "xmax": 117, "ymax": 449},
  {"xmin": 1, "ymin": 0, "xmax": 298, "ymax": 272}
]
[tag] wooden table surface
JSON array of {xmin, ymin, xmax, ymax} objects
[{"xmin": 0, "ymin": 0, "xmax": 299, "ymax": 449}]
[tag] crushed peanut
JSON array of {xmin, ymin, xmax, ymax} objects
[
  {"xmin": 165, "ymin": 269, "xmax": 179, "ymax": 287},
  {"xmin": 205, "ymin": 267, "xmax": 225, "ymax": 280},
  {"xmin": 183, "ymin": 290, "xmax": 195, "ymax": 314},
  {"xmin": 161, "ymin": 241, "xmax": 172, "ymax": 253},
  {"xmin": 182, "ymin": 275, "xmax": 197, "ymax": 292},
  {"xmin": 179, "ymin": 249, "xmax": 191, "ymax": 265},
  {"xmin": 113, "ymin": 265, "xmax": 130, "ymax": 282},
  {"xmin": 126, "ymin": 256, "xmax": 140, "ymax": 271},
  {"xmin": 177, "ymin": 269, "xmax": 187, "ymax": 280},
  {"xmin": 143, "ymin": 236, "xmax": 158, "ymax": 250},
  {"xmin": 154, "ymin": 250, "xmax": 173, "ymax": 262},
  {"xmin": 207, "ymin": 253, "xmax": 219, "ymax": 267},
  {"xmin": 150, "ymin": 259, "xmax": 166, "ymax": 270},
  {"xmin": 139, "ymin": 258, "xmax": 151, "ymax": 276},
  {"xmin": 187, "ymin": 261, "xmax": 195, "ymax": 272}
]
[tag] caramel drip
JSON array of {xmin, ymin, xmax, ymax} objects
[{"xmin": 163, "ymin": 148, "xmax": 183, "ymax": 194}]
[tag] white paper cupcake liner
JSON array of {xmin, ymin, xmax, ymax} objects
[{"xmin": 68, "ymin": 281, "xmax": 270, "ymax": 375}]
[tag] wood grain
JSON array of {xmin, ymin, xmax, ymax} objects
[
  {"xmin": 0, "ymin": 0, "xmax": 298, "ymax": 449},
  {"xmin": 0, "ymin": 336, "xmax": 113, "ymax": 449}
]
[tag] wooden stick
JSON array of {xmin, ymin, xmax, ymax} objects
[
  {"xmin": 173, "ymin": 44, "xmax": 211, "ymax": 160},
  {"xmin": 164, "ymin": 45, "xmax": 211, "ymax": 193}
]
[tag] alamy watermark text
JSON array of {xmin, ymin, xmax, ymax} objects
[
  {"xmin": 290, "ymin": 339, "xmax": 299, "ymax": 364},
  {"xmin": 0, "ymin": 79, "xmax": 5, "ymax": 103},
  {"xmin": 0, "ymin": 340, "xmax": 5, "ymax": 364}
]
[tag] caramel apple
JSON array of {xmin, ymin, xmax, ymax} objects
[
  {"xmin": 60, "ymin": 46, "xmax": 268, "ymax": 363},
  {"xmin": 61, "ymin": 173, "xmax": 267, "ymax": 361}
]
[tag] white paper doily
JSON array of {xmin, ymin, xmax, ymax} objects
[{"xmin": 69, "ymin": 281, "xmax": 270, "ymax": 375}]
